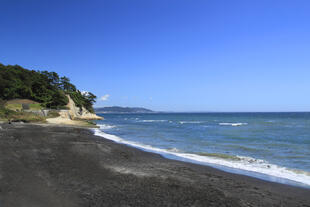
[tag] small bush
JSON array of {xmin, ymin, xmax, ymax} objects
[
  {"xmin": 47, "ymin": 111, "xmax": 60, "ymax": 118},
  {"xmin": 29, "ymin": 103, "xmax": 43, "ymax": 110},
  {"xmin": 0, "ymin": 99, "xmax": 5, "ymax": 108},
  {"xmin": 0, "ymin": 107, "xmax": 16, "ymax": 117},
  {"xmin": 49, "ymin": 105, "xmax": 69, "ymax": 110},
  {"xmin": 10, "ymin": 112, "xmax": 46, "ymax": 123},
  {"xmin": 0, "ymin": 106, "xmax": 46, "ymax": 123},
  {"xmin": 0, "ymin": 108, "xmax": 15, "ymax": 121},
  {"xmin": 5, "ymin": 103, "xmax": 22, "ymax": 111},
  {"xmin": 58, "ymin": 106, "xmax": 70, "ymax": 110}
]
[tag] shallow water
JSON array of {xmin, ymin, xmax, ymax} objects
[{"xmin": 95, "ymin": 112, "xmax": 310, "ymax": 187}]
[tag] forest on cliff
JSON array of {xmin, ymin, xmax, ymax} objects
[{"xmin": 0, "ymin": 63, "xmax": 96, "ymax": 112}]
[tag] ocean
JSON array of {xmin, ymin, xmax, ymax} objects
[{"xmin": 94, "ymin": 112, "xmax": 310, "ymax": 188}]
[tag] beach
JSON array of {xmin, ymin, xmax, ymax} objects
[
  {"xmin": 0, "ymin": 123, "xmax": 309, "ymax": 207},
  {"xmin": 96, "ymin": 113, "xmax": 310, "ymax": 187}
]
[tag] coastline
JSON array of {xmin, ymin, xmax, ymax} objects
[
  {"xmin": 0, "ymin": 123, "xmax": 309, "ymax": 206},
  {"xmin": 94, "ymin": 127, "xmax": 310, "ymax": 188}
]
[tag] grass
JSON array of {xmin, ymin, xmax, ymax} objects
[
  {"xmin": 79, "ymin": 120, "xmax": 99, "ymax": 128},
  {"xmin": 5, "ymin": 103, "xmax": 43, "ymax": 111},
  {"xmin": 29, "ymin": 103, "xmax": 43, "ymax": 110},
  {"xmin": 85, "ymin": 120, "xmax": 97, "ymax": 127},
  {"xmin": 5, "ymin": 103, "xmax": 22, "ymax": 111},
  {"xmin": 73, "ymin": 118, "xmax": 99, "ymax": 128},
  {"xmin": 47, "ymin": 111, "xmax": 60, "ymax": 118},
  {"xmin": 0, "ymin": 99, "xmax": 96, "ymax": 127},
  {"xmin": 0, "ymin": 103, "xmax": 46, "ymax": 123},
  {"xmin": 0, "ymin": 107, "xmax": 97, "ymax": 127},
  {"xmin": 5, "ymin": 99, "xmax": 38, "ymax": 104},
  {"xmin": 8, "ymin": 111, "xmax": 46, "ymax": 123},
  {"xmin": 4, "ymin": 99, "xmax": 43, "ymax": 112}
]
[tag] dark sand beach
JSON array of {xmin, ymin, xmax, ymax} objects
[{"xmin": 0, "ymin": 123, "xmax": 309, "ymax": 207}]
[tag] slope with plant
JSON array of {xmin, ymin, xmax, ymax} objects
[{"xmin": 0, "ymin": 63, "xmax": 98, "ymax": 122}]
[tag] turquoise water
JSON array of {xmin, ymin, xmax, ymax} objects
[{"xmin": 95, "ymin": 113, "xmax": 310, "ymax": 187}]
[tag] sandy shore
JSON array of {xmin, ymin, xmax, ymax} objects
[
  {"xmin": 0, "ymin": 123, "xmax": 309, "ymax": 207},
  {"xmin": 46, "ymin": 116, "xmax": 98, "ymax": 128}
]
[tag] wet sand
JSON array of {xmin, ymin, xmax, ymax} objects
[{"xmin": 0, "ymin": 123, "xmax": 309, "ymax": 207}]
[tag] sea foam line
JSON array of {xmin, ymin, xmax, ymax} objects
[
  {"xmin": 93, "ymin": 129, "xmax": 310, "ymax": 187},
  {"xmin": 179, "ymin": 121, "xmax": 203, "ymax": 124},
  {"xmin": 138, "ymin": 120, "xmax": 168, "ymax": 123},
  {"xmin": 219, "ymin": 122, "xmax": 248, "ymax": 126},
  {"xmin": 98, "ymin": 124, "xmax": 116, "ymax": 130}
]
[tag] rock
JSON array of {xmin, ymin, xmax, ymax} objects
[
  {"xmin": 65, "ymin": 95, "xmax": 103, "ymax": 120},
  {"xmin": 46, "ymin": 95, "xmax": 103, "ymax": 126}
]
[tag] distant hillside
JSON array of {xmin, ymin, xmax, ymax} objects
[{"xmin": 95, "ymin": 106, "xmax": 153, "ymax": 113}]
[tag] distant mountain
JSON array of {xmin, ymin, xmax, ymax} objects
[{"xmin": 95, "ymin": 106, "xmax": 154, "ymax": 113}]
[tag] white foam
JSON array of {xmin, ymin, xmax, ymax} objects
[
  {"xmin": 98, "ymin": 124, "xmax": 116, "ymax": 130},
  {"xmin": 179, "ymin": 121, "xmax": 203, "ymax": 124},
  {"xmin": 167, "ymin": 147, "xmax": 181, "ymax": 152},
  {"xmin": 219, "ymin": 123, "xmax": 248, "ymax": 126},
  {"xmin": 139, "ymin": 120, "xmax": 167, "ymax": 123},
  {"xmin": 93, "ymin": 128, "xmax": 310, "ymax": 187}
]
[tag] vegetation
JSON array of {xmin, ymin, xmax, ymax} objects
[
  {"xmin": 0, "ymin": 63, "xmax": 97, "ymax": 112},
  {"xmin": 0, "ymin": 99, "xmax": 45, "ymax": 123},
  {"xmin": 5, "ymin": 103, "xmax": 23, "ymax": 111},
  {"xmin": 5, "ymin": 102, "xmax": 43, "ymax": 111},
  {"xmin": 46, "ymin": 111, "xmax": 60, "ymax": 118},
  {"xmin": 6, "ymin": 111, "xmax": 46, "ymax": 123},
  {"xmin": 0, "ymin": 99, "xmax": 9, "ymax": 121}
]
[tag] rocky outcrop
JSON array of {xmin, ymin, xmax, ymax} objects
[
  {"xmin": 46, "ymin": 96, "xmax": 102, "ymax": 126},
  {"xmin": 65, "ymin": 95, "xmax": 103, "ymax": 120}
]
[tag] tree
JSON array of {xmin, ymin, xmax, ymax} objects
[
  {"xmin": 0, "ymin": 63, "xmax": 97, "ymax": 112},
  {"xmin": 41, "ymin": 71, "xmax": 60, "ymax": 88},
  {"xmin": 60, "ymin": 76, "xmax": 76, "ymax": 92},
  {"xmin": 83, "ymin": 92, "xmax": 97, "ymax": 113}
]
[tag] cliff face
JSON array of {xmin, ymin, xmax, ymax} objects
[
  {"xmin": 46, "ymin": 96, "xmax": 102, "ymax": 126},
  {"xmin": 65, "ymin": 95, "xmax": 103, "ymax": 120}
]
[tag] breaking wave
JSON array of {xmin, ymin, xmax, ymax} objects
[
  {"xmin": 219, "ymin": 123, "xmax": 248, "ymax": 126},
  {"xmin": 98, "ymin": 124, "xmax": 116, "ymax": 130},
  {"xmin": 139, "ymin": 120, "xmax": 168, "ymax": 123},
  {"xmin": 179, "ymin": 121, "xmax": 203, "ymax": 124},
  {"xmin": 93, "ymin": 128, "xmax": 310, "ymax": 187}
]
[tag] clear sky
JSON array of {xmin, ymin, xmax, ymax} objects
[{"xmin": 1, "ymin": 0, "xmax": 310, "ymax": 112}]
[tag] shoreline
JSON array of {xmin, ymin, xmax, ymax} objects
[
  {"xmin": 0, "ymin": 123, "xmax": 309, "ymax": 206},
  {"xmin": 94, "ymin": 128, "xmax": 310, "ymax": 189}
]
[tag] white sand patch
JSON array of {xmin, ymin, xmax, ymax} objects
[
  {"xmin": 104, "ymin": 165, "xmax": 151, "ymax": 177},
  {"xmin": 46, "ymin": 116, "xmax": 87, "ymax": 126}
]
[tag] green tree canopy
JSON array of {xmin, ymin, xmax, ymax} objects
[{"xmin": 0, "ymin": 63, "xmax": 96, "ymax": 112}]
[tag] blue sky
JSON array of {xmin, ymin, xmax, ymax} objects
[{"xmin": 1, "ymin": 0, "xmax": 310, "ymax": 112}]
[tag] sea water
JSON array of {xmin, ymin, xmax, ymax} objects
[{"xmin": 94, "ymin": 113, "xmax": 310, "ymax": 188}]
